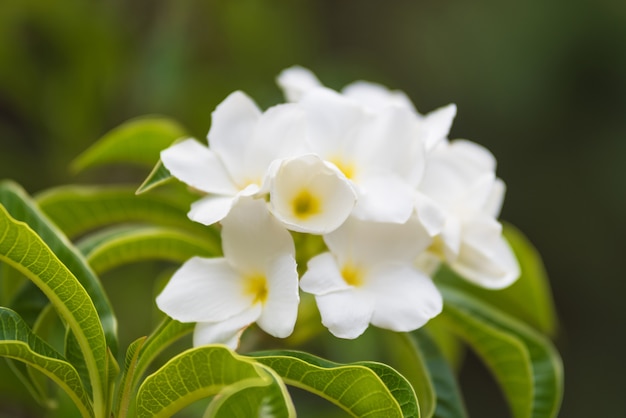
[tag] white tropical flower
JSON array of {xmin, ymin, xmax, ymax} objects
[
  {"xmin": 277, "ymin": 65, "xmax": 457, "ymax": 151},
  {"xmin": 417, "ymin": 139, "xmax": 520, "ymax": 288},
  {"xmin": 267, "ymin": 154, "xmax": 357, "ymax": 234},
  {"xmin": 294, "ymin": 87, "xmax": 425, "ymax": 224},
  {"xmin": 156, "ymin": 198, "xmax": 299, "ymax": 349},
  {"xmin": 160, "ymin": 91, "xmax": 307, "ymax": 226},
  {"xmin": 300, "ymin": 216, "xmax": 443, "ymax": 339}
]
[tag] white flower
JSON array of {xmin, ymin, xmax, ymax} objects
[
  {"xmin": 160, "ymin": 91, "xmax": 307, "ymax": 226},
  {"xmin": 156, "ymin": 198, "xmax": 299, "ymax": 349},
  {"xmin": 300, "ymin": 216, "xmax": 443, "ymax": 339},
  {"xmin": 295, "ymin": 87, "xmax": 425, "ymax": 224},
  {"xmin": 277, "ymin": 65, "xmax": 457, "ymax": 151},
  {"xmin": 417, "ymin": 139, "xmax": 520, "ymax": 288},
  {"xmin": 267, "ymin": 154, "xmax": 357, "ymax": 234}
]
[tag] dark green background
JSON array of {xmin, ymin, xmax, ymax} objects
[{"xmin": 1, "ymin": 0, "xmax": 624, "ymax": 417}]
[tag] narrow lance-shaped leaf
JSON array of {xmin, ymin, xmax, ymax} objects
[
  {"xmin": 0, "ymin": 181, "xmax": 118, "ymax": 354},
  {"xmin": 79, "ymin": 226, "xmax": 220, "ymax": 276},
  {"xmin": 113, "ymin": 337, "xmax": 147, "ymax": 418},
  {"xmin": 36, "ymin": 185, "xmax": 214, "ymax": 241},
  {"xmin": 373, "ymin": 328, "xmax": 434, "ymax": 418},
  {"xmin": 410, "ymin": 329, "xmax": 468, "ymax": 418},
  {"xmin": 71, "ymin": 116, "xmax": 187, "ymax": 173},
  {"xmin": 204, "ymin": 364, "xmax": 296, "ymax": 418},
  {"xmin": 114, "ymin": 318, "xmax": 194, "ymax": 418},
  {"xmin": 250, "ymin": 350, "xmax": 415, "ymax": 418},
  {"xmin": 137, "ymin": 160, "xmax": 174, "ymax": 194},
  {"xmin": 0, "ymin": 205, "xmax": 109, "ymax": 415},
  {"xmin": 440, "ymin": 286, "xmax": 563, "ymax": 418},
  {"xmin": 135, "ymin": 345, "xmax": 282, "ymax": 418},
  {"xmin": 0, "ymin": 308, "xmax": 94, "ymax": 418}
]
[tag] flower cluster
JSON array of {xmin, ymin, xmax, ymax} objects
[{"xmin": 156, "ymin": 67, "xmax": 520, "ymax": 348}]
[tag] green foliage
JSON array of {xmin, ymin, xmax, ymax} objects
[
  {"xmin": 71, "ymin": 116, "xmax": 187, "ymax": 174},
  {"xmin": 439, "ymin": 287, "xmax": 563, "ymax": 418},
  {"xmin": 0, "ymin": 308, "xmax": 93, "ymax": 417},
  {"xmin": 0, "ymin": 203, "xmax": 110, "ymax": 416},
  {"xmin": 252, "ymin": 350, "xmax": 416, "ymax": 418},
  {"xmin": 0, "ymin": 117, "xmax": 562, "ymax": 417}
]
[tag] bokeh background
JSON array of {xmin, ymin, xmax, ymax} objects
[{"xmin": 1, "ymin": 0, "xmax": 625, "ymax": 417}]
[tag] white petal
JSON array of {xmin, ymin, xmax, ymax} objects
[
  {"xmin": 357, "ymin": 106, "xmax": 425, "ymax": 186},
  {"xmin": 448, "ymin": 139, "xmax": 496, "ymax": 172},
  {"xmin": 156, "ymin": 257, "xmax": 252, "ymax": 323},
  {"xmin": 452, "ymin": 235, "xmax": 520, "ymax": 289},
  {"xmin": 420, "ymin": 104, "xmax": 457, "ymax": 151},
  {"xmin": 414, "ymin": 191, "xmax": 447, "ymax": 237},
  {"xmin": 188, "ymin": 195, "xmax": 237, "ymax": 226},
  {"xmin": 208, "ymin": 91, "xmax": 261, "ymax": 183},
  {"xmin": 269, "ymin": 155, "xmax": 356, "ymax": 234},
  {"xmin": 244, "ymin": 104, "xmax": 308, "ymax": 180},
  {"xmin": 299, "ymin": 88, "xmax": 365, "ymax": 159},
  {"xmin": 324, "ymin": 216, "xmax": 432, "ymax": 266},
  {"xmin": 193, "ymin": 305, "xmax": 262, "ymax": 349},
  {"xmin": 367, "ymin": 263, "xmax": 442, "ymax": 332},
  {"xmin": 341, "ymin": 81, "xmax": 416, "ymax": 112},
  {"xmin": 300, "ymin": 252, "xmax": 352, "ymax": 296},
  {"xmin": 483, "ymin": 177, "xmax": 506, "ymax": 218},
  {"xmin": 160, "ymin": 139, "xmax": 238, "ymax": 195},
  {"xmin": 221, "ymin": 197, "xmax": 294, "ymax": 276},
  {"xmin": 440, "ymin": 216, "xmax": 462, "ymax": 260},
  {"xmin": 315, "ymin": 290, "xmax": 373, "ymax": 339},
  {"xmin": 351, "ymin": 174, "xmax": 415, "ymax": 224},
  {"xmin": 420, "ymin": 140, "xmax": 496, "ymax": 209},
  {"xmin": 276, "ymin": 66, "xmax": 323, "ymax": 102},
  {"xmin": 256, "ymin": 254, "xmax": 300, "ymax": 338}
]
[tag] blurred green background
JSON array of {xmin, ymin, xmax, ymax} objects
[{"xmin": 1, "ymin": 0, "xmax": 624, "ymax": 416}]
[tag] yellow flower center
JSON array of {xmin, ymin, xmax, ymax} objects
[
  {"xmin": 341, "ymin": 264, "xmax": 364, "ymax": 287},
  {"xmin": 292, "ymin": 189, "xmax": 321, "ymax": 219},
  {"xmin": 244, "ymin": 274, "xmax": 268, "ymax": 304},
  {"xmin": 330, "ymin": 158, "xmax": 357, "ymax": 180},
  {"xmin": 428, "ymin": 236, "xmax": 446, "ymax": 260}
]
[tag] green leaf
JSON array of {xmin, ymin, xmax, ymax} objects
[
  {"xmin": 411, "ymin": 329, "xmax": 467, "ymax": 418},
  {"xmin": 65, "ymin": 330, "xmax": 92, "ymax": 396},
  {"xmin": 0, "ymin": 181, "xmax": 118, "ymax": 354},
  {"xmin": 372, "ymin": 329, "xmax": 433, "ymax": 418},
  {"xmin": 0, "ymin": 205, "xmax": 109, "ymax": 415},
  {"xmin": 114, "ymin": 318, "xmax": 194, "ymax": 418},
  {"xmin": 135, "ymin": 345, "xmax": 276, "ymax": 418},
  {"xmin": 136, "ymin": 161, "xmax": 173, "ymax": 194},
  {"xmin": 435, "ymin": 223, "xmax": 557, "ymax": 336},
  {"xmin": 71, "ymin": 116, "xmax": 187, "ymax": 173},
  {"xmin": 440, "ymin": 286, "xmax": 563, "ymax": 418},
  {"xmin": 133, "ymin": 317, "xmax": 194, "ymax": 382},
  {"xmin": 251, "ymin": 350, "xmax": 414, "ymax": 418},
  {"xmin": 80, "ymin": 226, "xmax": 220, "ymax": 275},
  {"xmin": 204, "ymin": 364, "xmax": 296, "ymax": 418},
  {"xmin": 36, "ymin": 185, "xmax": 214, "ymax": 241},
  {"xmin": 113, "ymin": 337, "xmax": 147, "ymax": 418},
  {"xmin": 0, "ymin": 308, "xmax": 93, "ymax": 418}
]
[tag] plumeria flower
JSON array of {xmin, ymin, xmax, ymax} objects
[
  {"xmin": 277, "ymin": 65, "xmax": 457, "ymax": 151},
  {"xmin": 266, "ymin": 154, "xmax": 357, "ymax": 234},
  {"xmin": 156, "ymin": 197, "xmax": 299, "ymax": 349},
  {"xmin": 295, "ymin": 87, "xmax": 426, "ymax": 224},
  {"xmin": 300, "ymin": 216, "xmax": 443, "ymax": 339},
  {"xmin": 417, "ymin": 139, "xmax": 520, "ymax": 288},
  {"xmin": 160, "ymin": 90, "xmax": 307, "ymax": 226}
]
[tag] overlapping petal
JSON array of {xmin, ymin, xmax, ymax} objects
[
  {"xmin": 268, "ymin": 154, "xmax": 356, "ymax": 234},
  {"xmin": 157, "ymin": 197, "xmax": 299, "ymax": 348},
  {"xmin": 160, "ymin": 138, "xmax": 237, "ymax": 195},
  {"xmin": 156, "ymin": 257, "xmax": 251, "ymax": 323},
  {"xmin": 301, "ymin": 216, "xmax": 440, "ymax": 338}
]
